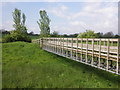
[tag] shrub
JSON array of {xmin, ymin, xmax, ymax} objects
[
  {"xmin": 3, "ymin": 30, "xmax": 31, "ymax": 43},
  {"xmin": 3, "ymin": 34, "xmax": 14, "ymax": 43},
  {"xmin": 77, "ymin": 30, "xmax": 98, "ymax": 38}
]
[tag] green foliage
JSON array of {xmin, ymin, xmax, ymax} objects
[
  {"xmin": 37, "ymin": 10, "xmax": 50, "ymax": 37},
  {"xmin": 13, "ymin": 8, "xmax": 27, "ymax": 33},
  {"xmin": 2, "ymin": 42, "xmax": 120, "ymax": 88},
  {"xmin": 51, "ymin": 31, "xmax": 59, "ymax": 37},
  {"xmin": 103, "ymin": 32, "xmax": 114, "ymax": 38},
  {"xmin": 3, "ymin": 30, "xmax": 31, "ymax": 43},
  {"xmin": 77, "ymin": 30, "xmax": 98, "ymax": 38},
  {"xmin": 3, "ymin": 8, "xmax": 31, "ymax": 43}
]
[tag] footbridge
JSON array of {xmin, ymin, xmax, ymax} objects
[{"xmin": 33, "ymin": 38, "xmax": 120, "ymax": 75}]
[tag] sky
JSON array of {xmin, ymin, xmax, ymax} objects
[{"xmin": 1, "ymin": 1, "xmax": 119, "ymax": 35}]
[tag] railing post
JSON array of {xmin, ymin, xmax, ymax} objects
[
  {"xmin": 71, "ymin": 38, "xmax": 73, "ymax": 59},
  {"xmin": 39, "ymin": 39, "xmax": 40, "ymax": 47},
  {"xmin": 46, "ymin": 38, "xmax": 49, "ymax": 50},
  {"xmin": 86, "ymin": 38, "xmax": 88, "ymax": 63},
  {"xmin": 81, "ymin": 38, "xmax": 83, "ymax": 61},
  {"xmin": 92, "ymin": 39, "xmax": 94, "ymax": 65},
  {"xmin": 66, "ymin": 38, "xmax": 68, "ymax": 57},
  {"xmin": 60, "ymin": 38, "xmax": 62, "ymax": 54},
  {"xmin": 62, "ymin": 38, "xmax": 64, "ymax": 56},
  {"xmin": 55, "ymin": 38, "xmax": 57, "ymax": 53},
  {"xmin": 98, "ymin": 39, "xmax": 101, "ymax": 67},
  {"xmin": 116, "ymin": 39, "xmax": 120, "ymax": 74},
  {"xmin": 52, "ymin": 38, "xmax": 53, "ymax": 51},
  {"xmin": 49, "ymin": 38, "xmax": 51, "ymax": 51},
  {"xmin": 41, "ymin": 38, "xmax": 43, "ymax": 49},
  {"xmin": 57, "ymin": 38, "xmax": 58, "ymax": 53},
  {"xmin": 107, "ymin": 39, "xmax": 110, "ymax": 71},
  {"xmin": 53, "ymin": 38, "xmax": 55, "ymax": 52},
  {"xmin": 76, "ymin": 38, "xmax": 78, "ymax": 60}
]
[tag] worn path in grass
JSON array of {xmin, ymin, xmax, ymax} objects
[{"xmin": 2, "ymin": 42, "xmax": 120, "ymax": 88}]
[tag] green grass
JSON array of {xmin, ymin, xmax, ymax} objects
[{"xmin": 2, "ymin": 42, "xmax": 120, "ymax": 88}]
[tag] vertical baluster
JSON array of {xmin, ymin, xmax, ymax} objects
[
  {"xmin": 58, "ymin": 38, "xmax": 59, "ymax": 54},
  {"xmin": 62, "ymin": 38, "xmax": 63, "ymax": 55},
  {"xmin": 86, "ymin": 39, "xmax": 88, "ymax": 63},
  {"xmin": 60, "ymin": 38, "xmax": 62, "ymax": 54},
  {"xmin": 98, "ymin": 39, "xmax": 101, "ymax": 67},
  {"xmin": 116, "ymin": 39, "xmax": 120, "ymax": 74},
  {"xmin": 56, "ymin": 38, "xmax": 58, "ymax": 53},
  {"xmin": 71, "ymin": 38, "xmax": 73, "ymax": 59},
  {"xmin": 54, "ymin": 38, "xmax": 55, "ymax": 52},
  {"xmin": 46, "ymin": 38, "xmax": 48, "ymax": 49},
  {"xmin": 92, "ymin": 39, "xmax": 94, "ymax": 65},
  {"xmin": 107, "ymin": 39, "xmax": 110, "ymax": 71},
  {"xmin": 66, "ymin": 38, "xmax": 68, "ymax": 57},
  {"xmin": 76, "ymin": 38, "xmax": 78, "ymax": 60},
  {"xmin": 81, "ymin": 38, "xmax": 83, "ymax": 61}
]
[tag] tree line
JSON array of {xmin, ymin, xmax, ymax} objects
[{"xmin": 1, "ymin": 8, "xmax": 120, "ymax": 43}]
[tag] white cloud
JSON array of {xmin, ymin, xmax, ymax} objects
[
  {"xmin": 27, "ymin": 27, "xmax": 40, "ymax": 34},
  {"xmin": 47, "ymin": 5, "xmax": 68, "ymax": 18},
  {"xmin": 69, "ymin": 21, "xmax": 88, "ymax": 30},
  {"xmin": 2, "ymin": 21, "xmax": 14, "ymax": 30},
  {"xmin": 49, "ymin": 2, "xmax": 118, "ymax": 34}
]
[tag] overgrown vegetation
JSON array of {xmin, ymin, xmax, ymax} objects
[
  {"xmin": 3, "ymin": 30, "xmax": 31, "ymax": 43},
  {"xmin": 2, "ymin": 42, "xmax": 120, "ymax": 88},
  {"xmin": 3, "ymin": 8, "xmax": 31, "ymax": 43}
]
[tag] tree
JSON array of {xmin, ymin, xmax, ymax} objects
[
  {"xmin": 51, "ymin": 31, "xmax": 59, "ymax": 37},
  {"xmin": 13, "ymin": 8, "xmax": 27, "ymax": 33},
  {"xmin": 3, "ymin": 8, "xmax": 31, "ymax": 43},
  {"xmin": 103, "ymin": 31, "xmax": 114, "ymax": 38},
  {"xmin": 114, "ymin": 34, "xmax": 120, "ymax": 38},
  {"xmin": 77, "ymin": 30, "xmax": 98, "ymax": 38},
  {"xmin": 96, "ymin": 32, "xmax": 103, "ymax": 38},
  {"xmin": 21, "ymin": 13, "xmax": 27, "ymax": 33},
  {"xmin": 37, "ymin": 10, "xmax": 50, "ymax": 37}
]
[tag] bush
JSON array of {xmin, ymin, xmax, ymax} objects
[
  {"xmin": 3, "ymin": 30, "xmax": 31, "ymax": 43},
  {"xmin": 77, "ymin": 30, "xmax": 98, "ymax": 38}
]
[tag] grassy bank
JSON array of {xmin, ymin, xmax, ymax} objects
[{"xmin": 2, "ymin": 42, "xmax": 120, "ymax": 88}]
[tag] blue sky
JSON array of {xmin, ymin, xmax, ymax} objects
[{"xmin": 1, "ymin": 2, "xmax": 118, "ymax": 34}]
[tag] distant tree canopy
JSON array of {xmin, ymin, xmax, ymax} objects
[
  {"xmin": 103, "ymin": 31, "xmax": 114, "ymax": 38},
  {"xmin": 51, "ymin": 31, "xmax": 59, "ymax": 37},
  {"xmin": 77, "ymin": 30, "xmax": 98, "ymax": 38},
  {"xmin": 13, "ymin": 8, "xmax": 27, "ymax": 33},
  {"xmin": 37, "ymin": 10, "xmax": 50, "ymax": 37},
  {"xmin": 0, "ymin": 29, "xmax": 10, "ymax": 35}
]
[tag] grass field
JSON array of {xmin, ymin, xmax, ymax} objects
[{"xmin": 2, "ymin": 42, "xmax": 120, "ymax": 88}]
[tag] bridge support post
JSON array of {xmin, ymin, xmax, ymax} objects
[
  {"xmin": 40, "ymin": 38, "xmax": 43, "ymax": 48},
  {"xmin": 98, "ymin": 39, "xmax": 101, "ymax": 67},
  {"xmin": 92, "ymin": 39, "xmax": 94, "ymax": 66},
  {"xmin": 81, "ymin": 38, "xmax": 83, "ymax": 61},
  {"xmin": 71, "ymin": 38, "xmax": 73, "ymax": 59},
  {"xmin": 76, "ymin": 38, "xmax": 78, "ymax": 60},
  {"xmin": 107, "ymin": 39, "xmax": 110, "ymax": 71},
  {"xmin": 86, "ymin": 39, "xmax": 88, "ymax": 63},
  {"xmin": 116, "ymin": 39, "xmax": 120, "ymax": 74}
]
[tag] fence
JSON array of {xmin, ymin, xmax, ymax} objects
[{"xmin": 33, "ymin": 38, "xmax": 120, "ymax": 75}]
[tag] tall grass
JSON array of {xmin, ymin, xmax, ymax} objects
[{"xmin": 2, "ymin": 42, "xmax": 120, "ymax": 88}]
